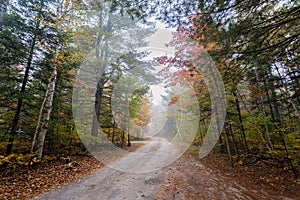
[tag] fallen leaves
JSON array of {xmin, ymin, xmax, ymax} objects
[{"xmin": 0, "ymin": 156, "xmax": 104, "ymax": 200}]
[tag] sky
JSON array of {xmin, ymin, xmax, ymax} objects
[{"xmin": 141, "ymin": 21, "xmax": 176, "ymax": 105}]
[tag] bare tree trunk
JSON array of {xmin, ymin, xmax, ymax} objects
[
  {"xmin": 224, "ymin": 125, "xmax": 233, "ymax": 167},
  {"xmin": 230, "ymin": 126, "xmax": 238, "ymax": 156},
  {"xmin": 199, "ymin": 121, "xmax": 204, "ymax": 142},
  {"xmin": 31, "ymin": 87, "xmax": 49, "ymax": 153},
  {"xmin": 233, "ymin": 89, "xmax": 248, "ymax": 153},
  {"xmin": 264, "ymin": 85, "xmax": 276, "ymax": 123},
  {"xmin": 109, "ymin": 94, "xmax": 115, "ymax": 144},
  {"xmin": 270, "ymin": 85, "xmax": 281, "ymax": 124},
  {"xmin": 91, "ymin": 78, "xmax": 105, "ymax": 136},
  {"xmin": 127, "ymin": 125, "xmax": 131, "ymax": 146},
  {"xmin": 112, "ymin": 120, "xmax": 115, "ymax": 144},
  {"xmin": 121, "ymin": 129, "xmax": 125, "ymax": 148},
  {"xmin": 36, "ymin": 67, "xmax": 57, "ymax": 159}
]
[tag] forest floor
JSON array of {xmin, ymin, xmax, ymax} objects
[
  {"xmin": 1, "ymin": 138, "xmax": 299, "ymax": 200},
  {"xmin": 196, "ymin": 153, "xmax": 300, "ymax": 199},
  {"xmin": 0, "ymin": 144, "xmax": 141, "ymax": 200}
]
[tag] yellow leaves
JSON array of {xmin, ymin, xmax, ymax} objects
[
  {"xmin": 132, "ymin": 118, "xmax": 144, "ymax": 126},
  {"xmin": 238, "ymin": 160, "xmax": 243, "ymax": 165},
  {"xmin": 0, "ymin": 154, "xmax": 40, "ymax": 168},
  {"xmin": 0, "ymin": 153, "xmax": 16, "ymax": 164},
  {"xmin": 46, "ymin": 13, "xmax": 53, "ymax": 18},
  {"xmin": 33, "ymin": 5, "xmax": 40, "ymax": 11},
  {"xmin": 130, "ymin": 95, "xmax": 151, "ymax": 129},
  {"xmin": 64, "ymin": 0, "xmax": 71, "ymax": 10}
]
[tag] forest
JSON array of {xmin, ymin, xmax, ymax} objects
[{"xmin": 0, "ymin": 0, "xmax": 299, "ymax": 199}]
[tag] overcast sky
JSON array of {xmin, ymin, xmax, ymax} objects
[{"xmin": 142, "ymin": 21, "xmax": 176, "ymax": 105}]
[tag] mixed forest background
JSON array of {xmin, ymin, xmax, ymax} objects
[{"xmin": 0, "ymin": 0, "xmax": 299, "ymax": 182}]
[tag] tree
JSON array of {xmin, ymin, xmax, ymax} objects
[
  {"xmin": 31, "ymin": 0, "xmax": 84, "ymax": 159},
  {"xmin": 3, "ymin": 0, "xmax": 83, "ymax": 156},
  {"xmin": 0, "ymin": 0, "xmax": 8, "ymax": 30},
  {"xmin": 111, "ymin": 73, "xmax": 151, "ymax": 146},
  {"xmin": 73, "ymin": 1, "xmax": 155, "ymax": 137},
  {"xmin": 5, "ymin": 0, "xmax": 49, "ymax": 155}
]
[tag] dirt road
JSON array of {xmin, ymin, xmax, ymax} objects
[{"xmin": 35, "ymin": 137, "xmax": 294, "ymax": 200}]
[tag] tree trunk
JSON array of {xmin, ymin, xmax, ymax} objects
[
  {"xmin": 91, "ymin": 78, "xmax": 105, "ymax": 136},
  {"xmin": 121, "ymin": 129, "xmax": 125, "ymax": 148},
  {"xmin": 36, "ymin": 67, "xmax": 57, "ymax": 159},
  {"xmin": 264, "ymin": 84, "xmax": 276, "ymax": 123},
  {"xmin": 228, "ymin": 117, "xmax": 238, "ymax": 156},
  {"xmin": 5, "ymin": 0, "xmax": 44, "ymax": 155},
  {"xmin": 270, "ymin": 84, "xmax": 281, "ymax": 124},
  {"xmin": 224, "ymin": 125, "xmax": 233, "ymax": 167},
  {"xmin": 31, "ymin": 85, "xmax": 49, "ymax": 153},
  {"xmin": 6, "ymin": 35, "xmax": 37, "ymax": 155},
  {"xmin": 233, "ymin": 89, "xmax": 248, "ymax": 153},
  {"xmin": 109, "ymin": 93, "xmax": 116, "ymax": 144},
  {"xmin": 279, "ymin": 130, "xmax": 298, "ymax": 179},
  {"xmin": 91, "ymin": 5, "xmax": 113, "ymax": 137},
  {"xmin": 127, "ymin": 126, "xmax": 131, "ymax": 146},
  {"xmin": 254, "ymin": 67, "xmax": 273, "ymax": 150},
  {"xmin": 0, "ymin": 0, "xmax": 8, "ymax": 30},
  {"xmin": 112, "ymin": 120, "xmax": 115, "ymax": 144}
]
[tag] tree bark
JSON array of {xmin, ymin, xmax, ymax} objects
[
  {"xmin": 91, "ymin": 78, "xmax": 105, "ymax": 136},
  {"xmin": 127, "ymin": 125, "xmax": 131, "ymax": 146},
  {"xmin": 112, "ymin": 120, "xmax": 115, "ymax": 144},
  {"xmin": 224, "ymin": 124, "xmax": 233, "ymax": 167},
  {"xmin": 229, "ymin": 123, "xmax": 238, "ymax": 155},
  {"xmin": 6, "ymin": 34, "xmax": 37, "ymax": 155},
  {"xmin": 233, "ymin": 89, "xmax": 248, "ymax": 153},
  {"xmin": 36, "ymin": 67, "xmax": 57, "ymax": 159},
  {"xmin": 31, "ymin": 85, "xmax": 49, "ymax": 153}
]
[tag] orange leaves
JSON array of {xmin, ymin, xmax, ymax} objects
[
  {"xmin": 154, "ymin": 12, "xmax": 218, "ymax": 112},
  {"xmin": 168, "ymin": 96, "xmax": 179, "ymax": 106}
]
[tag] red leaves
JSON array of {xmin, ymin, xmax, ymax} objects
[{"xmin": 58, "ymin": 112, "xmax": 70, "ymax": 122}]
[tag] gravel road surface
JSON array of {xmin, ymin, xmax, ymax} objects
[{"xmin": 35, "ymin": 137, "xmax": 294, "ymax": 200}]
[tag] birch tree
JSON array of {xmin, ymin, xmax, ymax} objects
[
  {"xmin": 31, "ymin": 0, "xmax": 82, "ymax": 159},
  {"xmin": 6, "ymin": 0, "xmax": 46, "ymax": 155}
]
